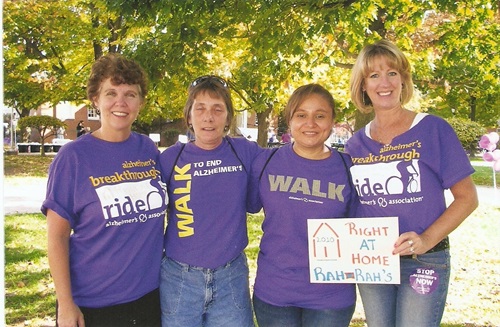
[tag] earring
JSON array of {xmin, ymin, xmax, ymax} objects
[
  {"xmin": 362, "ymin": 91, "xmax": 369, "ymax": 106},
  {"xmin": 224, "ymin": 126, "xmax": 229, "ymax": 132},
  {"xmin": 188, "ymin": 124, "xmax": 193, "ymax": 130}
]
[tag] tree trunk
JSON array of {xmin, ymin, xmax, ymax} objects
[
  {"xmin": 469, "ymin": 95, "xmax": 476, "ymax": 121},
  {"xmin": 40, "ymin": 140, "xmax": 46, "ymax": 157},
  {"xmin": 256, "ymin": 106, "xmax": 273, "ymax": 148}
]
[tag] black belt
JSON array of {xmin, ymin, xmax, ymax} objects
[
  {"xmin": 402, "ymin": 237, "xmax": 449, "ymax": 257},
  {"xmin": 427, "ymin": 237, "xmax": 450, "ymax": 253}
]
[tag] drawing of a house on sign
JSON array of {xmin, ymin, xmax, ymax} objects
[{"xmin": 312, "ymin": 222, "xmax": 341, "ymax": 260}]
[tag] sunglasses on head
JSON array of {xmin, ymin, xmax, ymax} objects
[{"xmin": 190, "ymin": 75, "xmax": 228, "ymax": 88}]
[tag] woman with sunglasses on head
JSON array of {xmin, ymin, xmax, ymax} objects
[
  {"xmin": 159, "ymin": 75, "xmax": 262, "ymax": 327},
  {"xmin": 43, "ymin": 53, "xmax": 167, "ymax": 327},
  {"xmin": 248, "ymin": 84, "xmax": 358, "ymax": 327},
  {"xmin": 345, "ymin": 39, "xmax": 478, "ymax": 326}
]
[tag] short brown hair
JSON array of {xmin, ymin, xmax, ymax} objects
[
  {"xmin": 350, "ymin": 39, "xmax": 414, "ymax": 113},
  {"xmin": 183, "ymin": 76, "xmax": 234, "ymax": 132},
  {"xmin": 87, "ymin": 53, "xmax": 148, "ymax": 105}
]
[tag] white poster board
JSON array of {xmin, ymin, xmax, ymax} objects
[{"xmin": 307, "ymin": 217, "xmax": 400, "ymax": 284}]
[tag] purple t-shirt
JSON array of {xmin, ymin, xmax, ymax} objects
[
  {"xmin": 159, "ymin": 137, "xmax": 261, "ymax": 269},
  {"xmin": 248, "ymin": 144, "xmax": 357, "ymax": 310},
  {"xmin": 345, "ymin": 113, "xmax": 474, "ymax": 235},
  {"xmin": 41, "ymin": 133, "xmax": 167, "ymax": 308}
]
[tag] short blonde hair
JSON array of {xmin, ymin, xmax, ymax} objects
[{"xmin": 350, "ymin": 39, "xmax": 414, "ymax": 113}]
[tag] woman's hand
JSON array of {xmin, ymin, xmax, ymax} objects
[
  {"xmin": 57, "ymin": 301, "xmax": 85, "ymax": 327},
  {"xmin": 393, "ymin": 177, "xmax": 478, "ymax": 257},
  {"xmin": 392, "ymin": 231, "xmax": 434, "ymax": 256}
]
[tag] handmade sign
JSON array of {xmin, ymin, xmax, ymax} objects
[{"xmin": 307, "ymin": 217, "xmax": 400, "ymax": 284}]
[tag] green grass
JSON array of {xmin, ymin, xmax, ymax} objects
[
  {"xmin": 4, "ymin": 154, "xmax": 499, "ymax": 326},
  {"xmin": 246, "ymin": 213, "xmax": 263, "ymax": 274},
  {"xmin": 5, "ymin": 214, "xmax": 56, "ymax": 326},
  {"xmin": 471, "ymin": 165, "xmax": 500, "ymax": 186},
  {"xmin": 4, "ymin": 154, "xmax": 54, "ymax": 177}
]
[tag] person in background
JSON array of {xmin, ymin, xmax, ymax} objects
[
  {"xmin": 57, "ymin": 126, "xmax": 66, "ymax": 139},
  {"xmin": 267, "ymin": 128, "xmax": 276, "ymax": 144},
  {"xmin": 43, "ymin": 53, "xmax": 167, "ymax": 327},
  {"xmin": 345, "ymin": 39, "xmax": 478, "ymax": 327},
  {"xmin": 76, "ymin": 120, "xmax": 85, "ymax": 137},
  {"xmin": 280, "ymin": 131, "xmax": 291, "ymax": 143},
  {"xmin": 248, "ymin": 84, "xmax": 358, "ymax": 327},
  {"xmin": 159, "ymin": 75, "xmax": 262, "ymax": 327}
]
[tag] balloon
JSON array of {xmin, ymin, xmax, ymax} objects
[
  {"xmin": 479, "ymin": 133, "xmax": 499, "ymax": 151},
  {"xmin": 483, "ymin": 152, "xmax": 495, "ymax": 162},
  {"xmin": 494, "ymin": 159, "xmax": 500, "ymax": 172},
  {"xmin": 487, "ymin": 132, "xmax": 500, "ymax": 145},
  {"xmin": 479, "ymin": 135, "xmax": 496, "ymax": 151},
  {"xmin": 492, "ymin": 149, "xmax": 500, "ymax": 161},
  {"xmin": 480, "ymin": 133, "xmax": 500, "ymax": 171},
  {"xmin": 479, "ymin": 135, "xmax": 490, "ymax": 149}
]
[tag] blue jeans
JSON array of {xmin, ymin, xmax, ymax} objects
[
  {"xmin": 253, "ymin": 295, "xmax": 355, "ymax": 327},
  {"xmin": 160, "ymin": 252, "xmax": 254, "ymax": 327},
  {"xmin": 358, "ymin": 249, "xmax": 450, "ymax": 327}
]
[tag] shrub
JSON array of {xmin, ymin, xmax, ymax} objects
[{"xmin": 446, "ymin": 117, "xmax": 486, "ymax": 157}]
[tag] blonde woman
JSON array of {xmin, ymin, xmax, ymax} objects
[{"xmin": 345, "ymin": 39, "xmax": 478, "ymax": 327}]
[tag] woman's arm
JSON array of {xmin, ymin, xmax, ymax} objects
[
  {"xmin": 394, "ymin": 176, "xmax": 478, "ymax": 255},
  {"xmin": 47, "ymin": 209, "xmax": 85, "ymax": 327}
]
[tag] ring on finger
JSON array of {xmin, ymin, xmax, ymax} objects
[
  {"xmin": 410, "ymin": 247, "xmax": 415, "ymax": 253},
  {"xmin": 408, "ymin": 240, "xmax": 414, "ymax": 246}
]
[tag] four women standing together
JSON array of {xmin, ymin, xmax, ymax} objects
[{"xmin": 44, "ymin": 39, "xmax": 477, "ymax": 327}]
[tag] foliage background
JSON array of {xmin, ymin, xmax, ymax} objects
[{"xmin": 3, "ymin": 0, "xmax": 500, "ymax": 146}]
